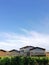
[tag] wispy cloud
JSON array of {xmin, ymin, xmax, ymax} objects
[{"xmin": 0, "ymin": 29, "xmax": 49, "ymax": 50}]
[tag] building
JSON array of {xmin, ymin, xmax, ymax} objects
[
  {"xmin": 0, "ymin": 46, "xmax": 46, "ymax": 57},
  {"xmin": 20, "ymin": 46, "xmax": 35, "ymax": 56},
  {"xmin": 30, "ymin": 47, "xmax": 46, "ymax": 56},
  {"xmin": 46, "ymin": 51, "xmax": 49, "ymax": 57},
  {"xmin": 20, "ymin": 46, "xmax": 46, "ymax": 56},
  {"xmin": 0, "ymin": 49, "xmax": 6, "ymax": 56},
  {"xmin": 8, "ymin": 49, "xmax": 20, "ymax": 56},
  {"xmin": 0, "ymin": 49, "xmax": 20, "ymax": 57}
]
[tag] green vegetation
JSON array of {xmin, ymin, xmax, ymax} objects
[{"xmin": 0, "ymin": 56, "xmax": 49, "ymax": 65}]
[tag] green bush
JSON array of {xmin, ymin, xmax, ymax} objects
[
  {"xmin": 42, "ymin": 57, "xmax": 48, "ymax": 65},
  {"xmin": 1, "ymin": 57, "xmax": 10, "ymax": 65},
  {"xmin": 0, "ymin": 56, "xmax": 48, "ymax": 65},
  {"xmin": 23, "ymin": 57, "xmax": 30, "ymax": 65},
  {"xmin": 10, "ymin": 56, "xmax": 22, "ymax": 65},
  {"xmin": 36, "ymin": 57, "xmax": 43, "ymax": 65},
  {"xmin": 29, "ymin": 58, "xmax": 36, "ymax": 65},
  {"xmin": 35, "ymin": 57, "xmax": 49, "ymax": 65}
]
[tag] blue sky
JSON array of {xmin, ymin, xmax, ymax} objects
[{"xmin": 0, "ymin": 0, "xmax": 49, "ymax": 50}]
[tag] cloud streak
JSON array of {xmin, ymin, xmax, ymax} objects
[{"xmin": 0, "ymin": 29, "xmax": 49, "ymax": 51}]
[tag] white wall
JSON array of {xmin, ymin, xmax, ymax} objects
[
  {"xmin": 30, "ymin": 48, "xmax": 45, "ymax": 56},
  {"xmin": 20, "ymin": 47, "xmax": 33, "ymax": 56},
  {"xmin": 20, "ymin": 46, "xmax": 33, "ymax": 52}
]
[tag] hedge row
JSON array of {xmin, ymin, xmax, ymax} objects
[{"xmin": 0, "ymin": 56, "xmax": 49, "ymax": 65}]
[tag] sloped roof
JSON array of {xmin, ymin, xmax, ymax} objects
[
  {"xmin": 9, "ymin": 49, "xmax": 19, "ymax": 52},
  {"xmin": 20, "ymin": 46, "xmax": 34, "ymax": 49},
  {"xmin": 0, "ymin": 49, "xmax": 6, "ymax": 52},
  {"xmin": 30, "ymin": 47, "xmax": 45, "ymax": 50}
]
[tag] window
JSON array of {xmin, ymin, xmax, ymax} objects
[{"xmin": 21, "ymin": 50, "xmax": 24, "ymax": 52}]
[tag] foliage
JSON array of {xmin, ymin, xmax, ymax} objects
[
  {"xmin": 1, "ymin": 57, "xmax": 10, "ymax": 65},
  {"xmin": 0, "ymin": 56, "xmax": 49, "ymax": 65},
  {"xmin": 10, "ymin": 56, "xmax": 22, "ymax": 65}
]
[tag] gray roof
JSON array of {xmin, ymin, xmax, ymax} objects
[
  {"xmin": 0, "ymin": 49, "xmax": 6, "ymax": 52},
  {"xmin": 9, "ymin": 49, "xmax": 20, "ymax": 52},
  {"xmin": 30, "ymin": 47, "xmax": 45, "ymax": 50}
]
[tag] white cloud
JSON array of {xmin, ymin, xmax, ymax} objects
[{"xmin": 0, "ymin": 29, "xmax": 49, "ymax": 51}]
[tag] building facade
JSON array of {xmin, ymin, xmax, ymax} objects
[
  {"xmin": 20, "ymin": 46, "xmax": 46, "ymax": 56},
  {"xmin": 0, "ymin": 49, "xmax": 6, "ymax": 56},
  {"xmin": 0, "ymin": 46, "xmax": 46, "ymax": 57},
  {"xmin": 0, "ymin": 49, "xmax": 20, "ymax": 57},
  {"xmin": 30, "ymin": 47, "xmax": 46, "ymax": 56},
  {"xmin": 20, "ymin": 46, "xmax": 34, "ymax": 56},
  {"xmin": 8, "ymin": 49, "xmax": 20, "ymax": 56},
  {"xmin": 46, "ymin": 52, "xmax": 49, "ymax": 57}
]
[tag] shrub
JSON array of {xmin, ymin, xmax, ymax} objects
[
  {"xmin": 0, "ymin": 56, "xmax": 49, "ymax": 65},
  {"xmin": 1, "ymin": 57, "xmax": 10, "ymax": 65},
  {"xmin": 29, "ymin": 58, "xmax": 36, "ymax": 65},
  {"xmin": 42, "ymin": 57, "xmax": 48, "ymax": 65},
  {"xmin": 35, "ymin": 57, "xmax": 43, "ymax": 65},
  {"xmin": 23, "ymin": 57, "xmax": 30, "ymax": 65},
  {"xmin": 10, "ymin": 56, "xmax": 21, "ymax": 65}
]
